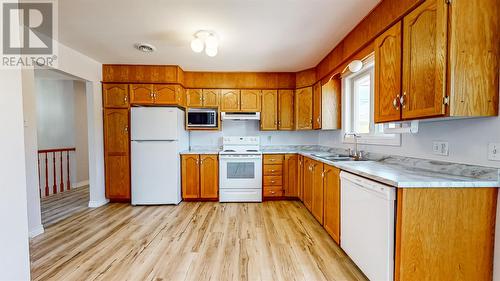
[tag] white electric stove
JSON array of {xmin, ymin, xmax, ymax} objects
[{"xmin": 219, "ymin": 137, "xmax": 262, "ymax": 202}]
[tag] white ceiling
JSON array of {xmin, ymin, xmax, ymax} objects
[{"xmin": 59, "ymin": 0, "xmax": 381, "ymax": 72}]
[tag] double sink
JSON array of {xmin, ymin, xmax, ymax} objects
[{"xmin": 310, "ymin": 153, "xmax": 365, "ymax": 162}]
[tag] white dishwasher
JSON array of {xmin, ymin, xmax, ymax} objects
[{"xmin": 340, "ymin": 171, "xmax": 396, "ymax": 281}]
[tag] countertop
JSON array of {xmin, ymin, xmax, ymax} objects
[{"xmin": 180, "ymin": 146, "xmax": 500, "ymax": 189}]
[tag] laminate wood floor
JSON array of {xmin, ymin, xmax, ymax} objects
[
  {"xmin": 30, "ymin": 201, "xmax": 367, "ymax": 281},
  {"xmin": 41, "ymin": 186, "xmax": 89, "ymax": 227}
]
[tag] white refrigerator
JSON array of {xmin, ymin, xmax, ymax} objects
[{"xmin": 131, "ymin": 107, "xmax": 189, "ymax": 205}]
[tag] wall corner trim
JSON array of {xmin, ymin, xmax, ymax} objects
[
  {"xmin": 88, "ymin": 199, "xmax": 109, "ymax": 208},
  {"xmin": 29, "ymin": 225, "xmax": 45, "ymax": 238}
]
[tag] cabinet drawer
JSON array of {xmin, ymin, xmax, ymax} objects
[
  {"xmin": 263, "ymin": 164, "xmax": 282, "ymax": 176},
  {"xmin": 263, "ymin": 154, "xmax": 284, "ymax": 164},
  {"xmin": 264, "ymin": 186, "xmax": 283, "ymax": 197},
  {"xmin": 264, "ymin": 176, "xmax": 282, "ymax": 186}
]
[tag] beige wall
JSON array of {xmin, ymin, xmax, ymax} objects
[{"xmin": 73, "ymin": 81, "xmax": 89, "ymax": 185}]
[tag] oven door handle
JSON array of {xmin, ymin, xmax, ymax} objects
[{"xmin": 219, "ymin": 156, "xmax": 262, "ymax": 160}]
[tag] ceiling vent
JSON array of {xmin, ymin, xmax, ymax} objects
[{"xmin": 135, "ymin": 43, "xmax": 156, "ymax": 53}]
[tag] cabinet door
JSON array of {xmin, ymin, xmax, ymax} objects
[
  {"xmin": 130, "ymin": 84, "xmax": 154, "ymax": 104},
  {"xmin": 303, "ymin": 157, "xmax": 314, "ymax": 211},
  {"xmin": 298, "ymin": 155, "xmax": 304, "ymax": 201},
  {"xmin": 278, "ymin": 90, "xmax": 294, "ymax": 130},
  {"xmin": 323, "ymin": 164, "xmax": 340, "ymax": 244},
  {"xmin": 261, "ymin": 90, "xmax": 278, "ymax": 130},
  {"xmin": 103, "ymin": 109, "xmax": 130, "ymax": 200},
  {"xmin": 177, "ymin": 86, "xmax": 186, "ymax": 107},
  {"xmin": 220, "ymin": 89, "xmax": 240, "ymax": 111},
  {"xmin": 200, "ymin": 155, "xmax": 218, "ymax": 199},
  {"xmin": 187, "ymin": 89, "xmax": 203, "ymax": 107},
  {"xmin": 202, "ymin": 89, "xmax": 220, "ymax": 107},
  {"xmin": 154, "ymin": 84, "xmax": 178, "ymax": 105},
  {"xmin": 103, "ymin": 84, "xmax": 129, "ymax": 108},
  {"xmin": 402, "ymin": 0, "xmax": 447, "ymax": 119},
  {"xmin": 311, "ymin": 161, "xmax": 324, "ymax": 224},
  {"xmin": 374, "ymin": 22, "xmax": 402, "ymax": 123},
  {"xmin": 181, "ymin": 155, "xmax": 200, "ymax": 199},
  {"xmin": 313, "ymin": 82, "xmax": 322, "ymax": 129},
  {"xmin": 283, "ymin": 154, "xmax": 298, "ymax": 197},
  {"xmin": 240, "ymin": 89, "xmax": 262, "ymax": 112},
  {"xmin": 295, "ymin": 87, "xmax": 313, "ymax": 130},
  {"xmin": 321, "ymin": 77, "xmax": 342, "ymax": 130}
]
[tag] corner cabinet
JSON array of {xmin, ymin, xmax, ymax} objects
[
  {"xmin": 181, "ymin": 154, "xmax": 218, "ymax": 200},
  {"xmin": 295, "ymin": 87, "xmax": 313, "ymax": 130},
  {"xmin": 103, "ymin": 109, "xmax": 130, "ymax": 201}
]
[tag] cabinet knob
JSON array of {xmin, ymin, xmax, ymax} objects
[
  {"xmin": 124, "ymin": 126, "xmax": 128, "ymax": 133},
  {"xmin": 124, "ymin": 95, "xmax": 128, "ymax": 103},
  {"xmin": 400, "ymin": 93, "xmax": 406, "ymax": 108},
  {"xmin": 271, "ymin": 181, "xmax": 275, "ymax": 183},
  {"xmin": 393, "ymin": 95, "xmax": 400, "ymax": 110}
]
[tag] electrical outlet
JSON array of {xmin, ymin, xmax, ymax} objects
[
  {"xmin": 432, "ymin": 141, "xmax": 449, "ymax": 156},
  {"xmin": 488, "ymin": 143, "xmax": 500, "ymax": 161}
]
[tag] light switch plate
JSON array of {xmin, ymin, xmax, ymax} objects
[
  {"xmin": 433, "ymin": 141, "xmax": 449, "ymax": 156},
  {"xmin": 488, "ymin": 143, "xmax": 500, "ymax": 161}
]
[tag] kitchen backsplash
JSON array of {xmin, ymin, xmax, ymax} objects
[{"xmin": 189, "ymin": 120, "xmax": 320, "ymax": 147}]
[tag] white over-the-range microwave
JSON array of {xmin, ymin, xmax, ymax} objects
[{"xmin": 187, "ymin": 108, "xmax": 218, "ymax": 128}]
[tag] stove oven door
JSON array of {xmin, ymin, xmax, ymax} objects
[{"xmin": 219, "ymin": 154, "xmax": 262, "ymax": 189}]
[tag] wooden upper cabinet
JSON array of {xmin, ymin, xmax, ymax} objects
[
  {"xmin": 261, "ymin": 90, "xmax": 278, "ymax": 130},
  {"xmin": 321, "ymin": 77, "xmax": 342, "ymax": 130},
  {"xmin": 402, "ymin": 0, "xmax": 447, "ymax": 120},
  {"xmin": 283, "ymin": 154, "xmax": 298, "ymax": 197},
  {"xmin": 448, "ymin": 0, "xmax": 499, "ymax": 117},
  {"xmin": 187, "ymin": 89, "xmax": 203, "ymax": 107},
  {"xmin": 200, "ymin": 155, "xmax": 218, "ymax": 199},
  {"xmin": 177, "ymin": 86, "xmax": 186, "ymax": 107},
  {"xmin": 311, "ymin": 161, "xmax": 324, "ymax": 224},
  {"xmin": 154, "ymin": 84, "xmax": 178, "ymax": 105},
  {"xmin": 240, "ymin": 89, "xmax": 262, "ymax": 112},
  {"xmin": 323, "ymin": 164, "xmax": 340, "ymax": 244},
  {"xmin": 312, "ymin": 82, "xmax": 322, "ymax": 129},
  {"xmin": 295, "ymin": 87, "xmax": 313, "ymax": 130},
  {"xmin": 374, "ymin": 22, "xmax": 402, "ymax": 123},
  {"xmin": 181, "ymin": 155, "xmax": 200, "ymax": 199},
  {"xmin": 220, "ymin": 89, "xmax": 240, "ymax": 111},
  {"xmin": 103, "ymin": 109, "xmax": 130, "ymax": 201},
  {"xmin": 278, "ymin": 90, "xmax": 294, "ymax": 130},
  {"xmin": 130, "ymin": 84, "xmax": 154, "ymax": 104},
  {"xmin": 202, "ymin": 89, "xmax": 220, "ymax": 107},
  {"xmin": 103, "ymin": 84, "xmax": 129, "ymax": 108}
]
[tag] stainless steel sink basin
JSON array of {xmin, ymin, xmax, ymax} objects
[{"xmin": 311, "ymin": 153, "xmax": 361, "ymax": 162}]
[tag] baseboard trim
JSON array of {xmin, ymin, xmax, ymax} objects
[
  {"xmin": 88, "ymin": 199, "xmax": 109, "ymax": 208},
  {"xmin": 72, "ymin": 180, "xmax": 89, "ymax": 189},
  {"xmin": 29, "ymin": 224, "xmax": 44, "ymax": 238}
]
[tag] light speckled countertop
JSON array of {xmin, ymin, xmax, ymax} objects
[{"xmin": 180, "ymin": 145, "xmax": 500, "ymax": 188}]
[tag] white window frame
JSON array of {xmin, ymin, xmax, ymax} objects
[{"xmin": 342, "ymin": 57, "xmax": 401, "ymax": 146}]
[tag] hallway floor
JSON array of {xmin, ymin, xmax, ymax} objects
[
  {"xmin": 41, "ymin": 186, "xmax": 89, "ymax": 227},
  {"xmin": 30, "ymin": 201, "xmax": 367, "ymax": 281}
]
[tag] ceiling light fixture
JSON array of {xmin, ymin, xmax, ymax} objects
[
  {"xmin": 135, "ymin": 43, "xmax": 156, "ymax": 53},
  {"xmin": 191, "ymin": 30, "xmax": 219, "ymax": 57}
]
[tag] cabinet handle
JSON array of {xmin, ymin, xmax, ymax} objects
[
  {"xmin": 124, "ymin": 125, "xmax": 128, "ymax": 133},
  {"xmin": 317, "ymin": 117, "xmax": 320, "ymax": 124},
  {"xmin": 271, "ymin": 181, "xmax": 275, "ymax": 183},
  {"xmin": 400, "ymin": 93, "xmax": 406, "ymax": 108},
  {"xmin": 124, "ymin": 95, "xmax": 128, "ymax": 103},
  {"xmin": 270, "ymin": 159, "xmax": 275, "ymax": 162},
  {"xmin": 393, "ymin": 95, "xmax": 400, "ymax": 110},
  {"xmin": 270, "ymin": 191, "xmax": 275, "ymax": 194},
  {"xmin": 271, "ymin": 170, "xmax": 276, "ymax": 172}
]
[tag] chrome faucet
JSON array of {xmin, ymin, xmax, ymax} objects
[{"xmin": 345, "ymin": 133, "xmax": 361, "ymax": 160}]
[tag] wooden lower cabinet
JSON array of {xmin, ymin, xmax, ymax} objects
[
  {"xmin": 395, "ymin": 188, "xmax": 497, "ymax": 281},
  {"xmin": 297, "ymin": 155, "xmax": 304, "ymax": 201},
  {"xmin": 323, "ymin": 164, "xmax": 341, "ymax": 244},
  {"xmin": 105, "ymin": 156, "xmax": 130, "ymax": 200},
  {"xmin": 283, "ymin": 154, "xmax": 298, "ymax": 197},
  {"xmin": 311, "ymin": 160, "xmax": 324, "ymax": 224},
  {"xmin": 263, "ymin": 154, "xmax": 284, "ymax": 198},
  {"xmin": 303, "ymin": 157, "xmax": 315, "ymax": 210},
  {"xmin": 181, "ymin": 154, "xmax": 218, "ymax": 200}
]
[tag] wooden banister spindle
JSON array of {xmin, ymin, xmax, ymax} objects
[
  {"xmin": 60, "ymin": 151, "xmax": 64, "ymax": 192},
  {"xmin": 52, "ymin": 152, "xmax": 57, "ymax": 195},
  {"xmin": 45, "ymin": 152, "xmax": 49, "ymax": 197},
  {"xmin": 67, "ymin": 151, "xmax": 71, "ymax": 191}
]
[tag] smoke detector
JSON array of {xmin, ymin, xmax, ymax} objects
[{"xmin": 135, "ymin": 43, "xmax": 156, "ymax": 53}]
